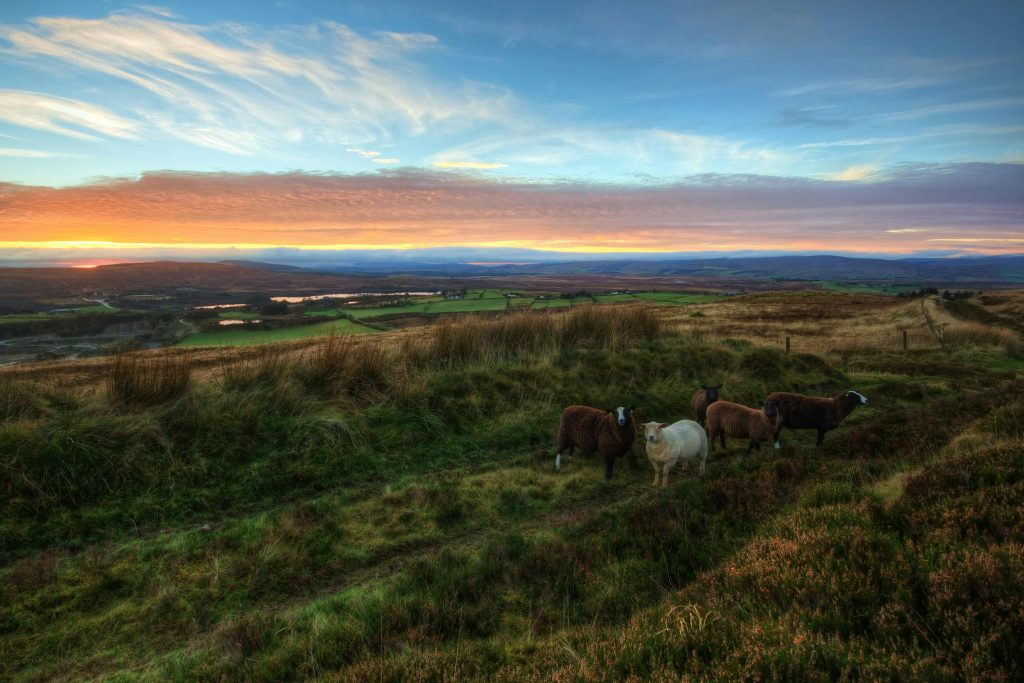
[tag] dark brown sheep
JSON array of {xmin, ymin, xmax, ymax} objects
[
  {"xmin": 555, "ymin": 405, "xmax": 636, "ymax": 480},
  {"xmin": 691, "ymin": 384, "xmax": 722, "ymax": 426},
  {"xmin": 706, "ymin": 399, "xmax": 779, "ymax": 456},
  {"xmin": 767, "ymin": 390, "xmax": 869, "ymax": 447}
]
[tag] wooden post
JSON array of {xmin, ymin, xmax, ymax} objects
[
  {"xmin": 785, "ymin": 336, "xmax": 790, "ymax": 354},
  {"xmin": 903, "ymin": 329, "xmax": 908, "ymax": 351}
]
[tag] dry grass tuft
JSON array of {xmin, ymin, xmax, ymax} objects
[
  {"xmin": 943, "ymin": 321, "xmax": 1020, "ymax": 354},
  {"xmin": 298, "ymin": 332, "xmax": 397, "ymax": 400},
  {"xmin": 217, "ymin": 345, "xmax": 292, "ymax": 390},
  {"xmin": 107, "ymin": 353, "xmax": 191, "ymax": 406}
]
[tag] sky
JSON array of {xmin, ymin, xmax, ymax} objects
[{"xmin": 0, "ymin": 0, "xmax": 1022, "ymax": 265}]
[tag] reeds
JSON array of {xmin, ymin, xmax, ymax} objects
[
  {"xmin": 106, "ymin": 353, "xmax": 191, "ymax": 406},
  {"xmin": 410, "ymin": 304, "xmax": 662, "ymax": 367},
  {"xmin": 943, "ymin": 321, "xmax": 1020, "ymax": 354},
  {"xmin": 297, "ymin": 332, "xmax": 396, "ymax": 401}
]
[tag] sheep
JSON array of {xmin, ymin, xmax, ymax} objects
[
  {"xmin": 691, "ymin": 384, "xmax": 722, "ymax": 426},
  {"xmin": 555, "ymin": 405, "xmax": 636, "ymax": 480},
  {"xmin": 766, "ymin": 390, "xmax": 869, "ymax": 447},
  {"xmin": 641, "ymin": 419, "xmax": 707, "ymax": 487},
  {"xmin": 706, "ymin": 399, "xmax": 779, "ymax": 456}
]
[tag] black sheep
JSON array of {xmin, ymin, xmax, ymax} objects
[
  {"xmin": 555, "ymin": 405, "xmax": 636, "ymax": 479},
  {"xmin": 691, "ymin": 384, "xmax": 722, "ymax": 427},
  {"xmin": 766, "ymin": 390, "xmax": 869, "ymax": 447}
]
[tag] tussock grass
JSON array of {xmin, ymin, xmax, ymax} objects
[
  {"xmin": 401, "ymin": 304, "xmax": 661, "ymax": 368},
  {"xmin": 943, "ymin": 320, "xmax": 1020, "ymax": 354},
  {"xmin": 2, "ymin": 292, "xmax": 1023, "ymax": 682},
  {"xmin": 106, "ymin": 353, "xmax": 191, "ymax": 406},
  {"xmin": 0, "ymin": 380, "xmax": 49, "ymax": 422}
]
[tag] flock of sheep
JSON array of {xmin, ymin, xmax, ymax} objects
[{"xmin": 554, "ymin": 386, "xmax": 869, "ymax": 487}]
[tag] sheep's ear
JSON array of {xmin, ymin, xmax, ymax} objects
[
  {"xmin": 628, "ymin": 405, "xmax": 636, "ymax": 412},
  {"xmin": 700, "ymin": 385, "xmax": 708, "ymax": 390},
  {"xmin": 659, "ymin": 422, "xmax": 669, "ymax": 429}
]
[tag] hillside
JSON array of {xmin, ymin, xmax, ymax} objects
[
  {"xmin": 0, "ymin": 262, "xmax": 480, "ymax": 309},
  {"xmin": 1, "ymin": 292, "xmax": 1022, "ymax": 681},
  {"xmin": 290, "ymin": 253, "xmax": 1024, "ymax": 284}
]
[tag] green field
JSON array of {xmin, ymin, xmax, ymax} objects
[
  {"xmin": 217, "ymin": 310, "xmax": 261, "ymax": 320},
  {"xmin": 2, "ymin": 297, "xmax": 1022, "ymax": 680},
  {"xmin": 177, "ymin": 318, "xmax": 378, "ymax": 346},
  {"xmin": 305, "ymin": 289, "xmax": 721, "ymax": 321},
  {"xmin": 594, "ymin": 292, "xmax": 724, "ymax": 304},
  {"xmin": 819, "ymin": 281, "xmax": 921, "ymax": 295},
  {"xmin": 0, "ymin": 304, "xmax": 119, "ymax": 324}
]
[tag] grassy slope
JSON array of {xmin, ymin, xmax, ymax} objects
[{"xmin": 2, "ymin": 302, "xmax": 1022, "ymax": 681}]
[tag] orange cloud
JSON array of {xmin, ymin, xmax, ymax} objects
[{"xmin": 1, "ymin": 164, "xmax": 1021, "ymax": 255}]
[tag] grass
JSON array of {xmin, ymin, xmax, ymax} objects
[
  {"xmin": 0, "ymin": 304, "xmax": 120, "ymax": 324},
  {"xmin": 1, "ymin": 293, "xmax": 1022, "ymax": 681},
  {"xmin": 218, "ymin": 310, "xmax": 261, "ymax": 320},
  {"xmin": 819, "ymin": 281, "xmax": 920, "ymax": 295},
  {"xmin": 177, "ymin": 318, "xmax": 379, "ymax": 346},
  {"xmin": 304, "ymin": 289, "xmax": 721, "ymax": 321}
]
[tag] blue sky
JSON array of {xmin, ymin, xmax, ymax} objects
[{"xmin": 0, "ymin": 1, "xmax": 1021, "ymax": 261}]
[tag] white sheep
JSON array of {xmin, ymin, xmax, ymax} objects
[{"xmin": 640, "ymin": 419, "xmax": 708, "ymax": 487}]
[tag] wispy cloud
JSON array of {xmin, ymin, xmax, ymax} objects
[
  {"xmin": 431, "ymin": 127, "xmax": 790, "ymax": 175},
  {"xmin": 799, "ymin": 124, "xmax": 1024, "ymax": 149},
  {"xmin": 1, "ymin": 162, "xmax": 1019, "ymax": 255},
  {"xmin": 825, "ymin": 164, "xmax": 878, "ymax": 182},
  {"xmin": 0, "ymin": 10, "xmax": 514, "ymax": 155},
  {"xmin": 433, "ymin": 160, "xmax": 508, "ymax": 169},
  {"xmin": 0, "ymin": 90, "xmax": 139, "ymax": 141},
  {"xmin": 0, "ymin": 147, "xmax": 74, "ymax": 158}
]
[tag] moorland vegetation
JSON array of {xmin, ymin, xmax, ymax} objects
[{"xmin": 1, "ymin": 293, "xmax": 1022, "ymax": 681}]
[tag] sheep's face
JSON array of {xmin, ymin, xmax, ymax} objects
[
  {"xmin": 764, "ymin": 401, "xmax": 778, "ymax": 417},
  {"xmin": 847, "ymin": 390, "xmax": 869, "ymax": 406},
  {"xmin": 701, "ymin": 385, "xmax": 720, "ymax": 402},
  {"xmin": 641, "ymin": 421, "xmax": 668, "ymax": 443},
  {"xmin": 610, "ymin": 406, "xmax": 632, "ymax": 427}
]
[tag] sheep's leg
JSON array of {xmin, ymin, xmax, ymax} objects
[
  {"xmin": 652, "ymin": 467, "xmax": 660, "ymax": 487},
  {"xmin": 746, "ymin": 441, "xmax": 754, "ymax": 456},
  {"xmin": 719, "ymin": 432, "xmax": 726, "ymax": 449},
  {"xmin": 773, "ymin": 427, "xmax": 782, "ymax": 449},
  {"xmin": 604, "ymin": 455, "xmax": 614, "ymax": 480},
  {"xmin": 661, "ymin": 461, "xmax": 675, "ymax": 488},
  {"xmin": 698, "ymin": 453, "xmax": 706, "ymax": 476},
  {"xmin": 816, "ymin": 429, "xmax": 826, "ymax": 446}
]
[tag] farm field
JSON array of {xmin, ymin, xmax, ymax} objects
[
  {"xmin": 177, "ymin": 317, "xmax": 379, "ymax": 347},
  {"xmin": 305, "ymin": 289, "xmax": 724, "ymax": 322},
  {"xmin": 1, "ymin": 291, "xmax": 1022, "ymax": 681}
]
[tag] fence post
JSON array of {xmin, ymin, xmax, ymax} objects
[
  {"xmin": 785, "ymin": 336, "xmax": 790, "ymax": 354},
  {"xmin": 903, "ymin": 330, "xmax": 908, "ymax": 351}
]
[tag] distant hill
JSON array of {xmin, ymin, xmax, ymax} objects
[
  {"xmin": 0, "ymin": 261, "xmax": 472, "ymax": 308},
  {"xmin": 312, "ymin": 253, "xmax": 1024, "ymax": 284}
]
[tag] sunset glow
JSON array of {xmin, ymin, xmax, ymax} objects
[{"xmin": 0, "ymin": 2, "xmax": 1021, "ymax": 264}]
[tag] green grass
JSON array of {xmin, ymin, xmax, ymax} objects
[
  {"xmin": 819, "ymin": 281, "xmax": 920, "ymax": 295},
  {"xmin": 306, "ymin": 289, "xmax": 723, "ymax": 321},
  {"xmin": 349, "ymin": 297, "xmax": 512, "ymax": 318},
  {"xmin": 217, "ymin": 310, "xmax": 261, "ymax": 320},
  {"xmin": 176, "ymin": 318, "xmax": 379, "ymax": 346},
  {"xmin": 594, "ymin": 292, "xmax": 725, "ymax": 304},
  {"xmin": 2, "ymin": 302, "xmax": 1022, "ymax": 681},
  {"xmin": 0, "ymin": 304, "xmax": 119, "ymax": 323}
]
